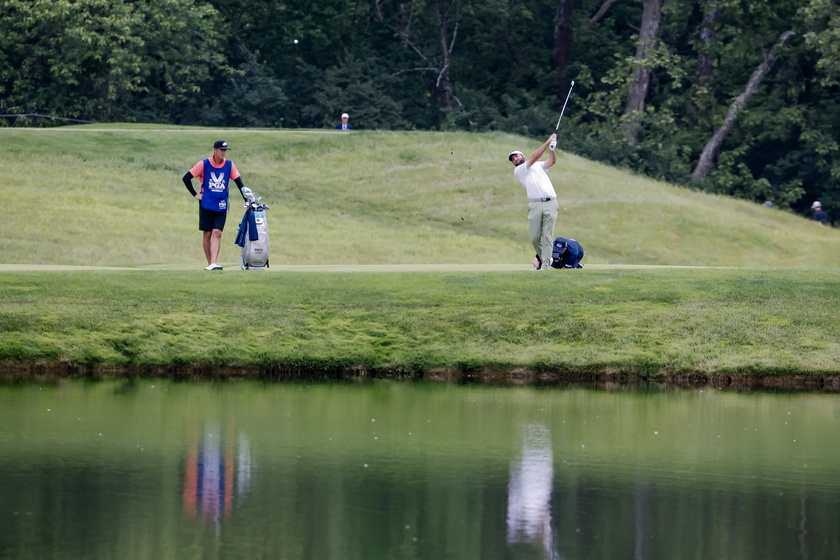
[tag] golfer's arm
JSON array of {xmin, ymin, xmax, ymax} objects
[
  {"xmin": 545, "ymin": 149, "xmax": 557, "ymax": 169},
  {"xmin": 182, "ymin": 172, "xmax": 198, "ymax": 197},
  {"xmin": 527, "ymin": 139, "xmax": 551, "ymax": 168}
]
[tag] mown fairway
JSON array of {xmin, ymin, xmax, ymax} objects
[{"xmin": 3, "ymin": 125, "xmax": 840, "ymax": 381}]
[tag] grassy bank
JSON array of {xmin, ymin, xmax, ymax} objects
[{"xmin": 2, "ymin": 268, "xmax": 840, "ymax": 385}]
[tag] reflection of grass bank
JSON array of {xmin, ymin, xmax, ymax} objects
[{"xmin": 2, "ymin": 268, "xmax": 840, "ymax": 385}]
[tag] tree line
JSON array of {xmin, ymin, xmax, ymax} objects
[{"xmin": 3, "ymin": 0, "xmax": 840, "ymax": 218}]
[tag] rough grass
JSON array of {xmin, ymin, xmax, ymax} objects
[{"xmin": 3, "ymin": 268, "xmax": 840, "ymax": 381}]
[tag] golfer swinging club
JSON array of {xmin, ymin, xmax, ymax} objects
[{"xmin": 509, "ymin": 133, "xmax": 559, "ymax": 270}]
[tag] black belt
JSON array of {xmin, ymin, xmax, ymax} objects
[{"xmin": 529, "ymin": 197, "xmax": 554, "ymax": 202}]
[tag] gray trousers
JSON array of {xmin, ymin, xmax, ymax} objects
[{"xmin": 528, "ymin": 200, "xmax": 559, "ymax": 269}]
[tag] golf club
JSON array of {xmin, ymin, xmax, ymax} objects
[{"xmin": 554, "ymin": 80, "xmax": 575, "ymax": 131}]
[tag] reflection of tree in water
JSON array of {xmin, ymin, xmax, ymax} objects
[
  {"xmin": 182, "ymin": 421, "xmax": 253, "ymax": 533},
  {"xmin": 507, "ymin": 423, "xmax": 555, "ymax": 558}
]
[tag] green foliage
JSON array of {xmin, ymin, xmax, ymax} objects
[
  {"xmin": 707, "ymin": 149, "xmax": 774, "ymax": 199},
  {"xmin": 300, "ymin": 57, "xmax": 413, "ymax": 130},
  {"xmin": 802, "ymin": 0, "xmax": 840, "ymax": 86},
  {"xmin": 0, "ymin": 0, "xmax": 228, "ymax": 122},
  {"xmin": 191, "ymin": 48, "xmax": 287, "ymax": 127},
  {"xmin": 563, "ymin": 108, "xmax": 694, "ymax": 186}
]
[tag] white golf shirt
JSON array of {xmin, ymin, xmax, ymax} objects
[{"xmin": 514, "ymin": 162, "xmax": 557, "ymax": 200}]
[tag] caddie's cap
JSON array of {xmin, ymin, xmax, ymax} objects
[
  {"xmin": 213, "ymin": 139, "xmax": 229, "ymax": 150},
  {"xmin": 812, "ymin": 201, "xmax": 822, "ymax": 209},
  {"xmin": 341, "ymin": 113, "xmax": 349, "ymax": 119},
  {"xmin": 508, "ymin": 150, "xmax": 524, "ymax": 162}
]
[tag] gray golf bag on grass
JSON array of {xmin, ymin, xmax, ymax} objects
[{"xmin": 234, "ymin": 188, "xmax": 270, "ymax": 270}]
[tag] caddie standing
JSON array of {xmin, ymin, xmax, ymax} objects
[
  {"xmin": 509, "ymin": 133, "xmax": 559, "ymax": 270},
  {"xmin": 182, "ymin": 139, "xmax": 248, "ymax": 270}
]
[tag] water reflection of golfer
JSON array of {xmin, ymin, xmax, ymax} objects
[{"xmin": 507, "ymin": 424, "xmax": 555, "ymax": 557}]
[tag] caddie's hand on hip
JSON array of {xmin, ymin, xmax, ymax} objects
[{"xmin": 195, "ymin": 193, "xmax": 203, "ymax": 200}]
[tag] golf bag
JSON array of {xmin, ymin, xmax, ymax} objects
[{"xmin": 234, "ymin": 189, "xmax": 270, "ymax": 270}]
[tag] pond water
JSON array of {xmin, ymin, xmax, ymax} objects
[{"xmin": 1, "ymin": 379, "xmax": 839, "ymax": 560}]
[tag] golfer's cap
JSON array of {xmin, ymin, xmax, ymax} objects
[
  {"xmin": 341, "ymin": 113, "xmax": 349, "ymax": 119},
  {"xmin": 214, "ymin": 139, "xmax": 229, "ymax": 150},
  {"xmin": 812, "ymin": 201, "xmax": 822, "ymax": 209},
  {"xmin": 508, "ymin": 150, "xmax": 524, "ymax": 161}
]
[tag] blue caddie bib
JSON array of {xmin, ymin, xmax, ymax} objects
[{"xmin": 200, "ymin": 158, "xmax": 232, "ymax": 212}]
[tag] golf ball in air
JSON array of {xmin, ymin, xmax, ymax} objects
[{"xmin": 293, "ymin": 39, "xmax": 299, "ymax": 44}]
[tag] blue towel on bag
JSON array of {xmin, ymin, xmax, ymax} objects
[{"xmin": 234, "ymin": 208, "xmax": 260, "ymax": 247}]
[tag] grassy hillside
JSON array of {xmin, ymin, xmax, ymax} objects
[{"xmin": 3, "ymin": 124, "xmax": 840, "ymax": 268}]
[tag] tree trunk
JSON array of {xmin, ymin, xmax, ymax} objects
[
  {"xmin": 692, "ymin": 0, "xmax": 721, "ymax": 93},
  {"xmin": 374, "ymin": 0, "xmax": 462, "ymax": 111},
  {"xmin": 692, "ymin": 30, "xmax": 796, "ymax": 178},
  {"xmin": 585, "ymin": 0, "xmax": 620, "ymax": 29},
  {"xmin": 432, "ymin": 0, "xmax": 459, "ymax": 110},
  {"xmin": 621, "ymin": 0, "xmax": 662, "ymax": 144},
  {"xmin": 553, "ymin": 0, "xmax": 575, "ymax": 74}
]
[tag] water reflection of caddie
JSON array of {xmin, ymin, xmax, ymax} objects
[
  {"xmin": 507, "ymin": 424, "xmax": 554, "ymax": 557},
  {"xmin": 183, "ymin": 421, "xmax": 253, "ymax": 528}
]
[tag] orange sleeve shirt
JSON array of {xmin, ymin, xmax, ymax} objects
[{"xmin": 189, "ymin": 158, "xmax": 241, "ymax": 187}]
